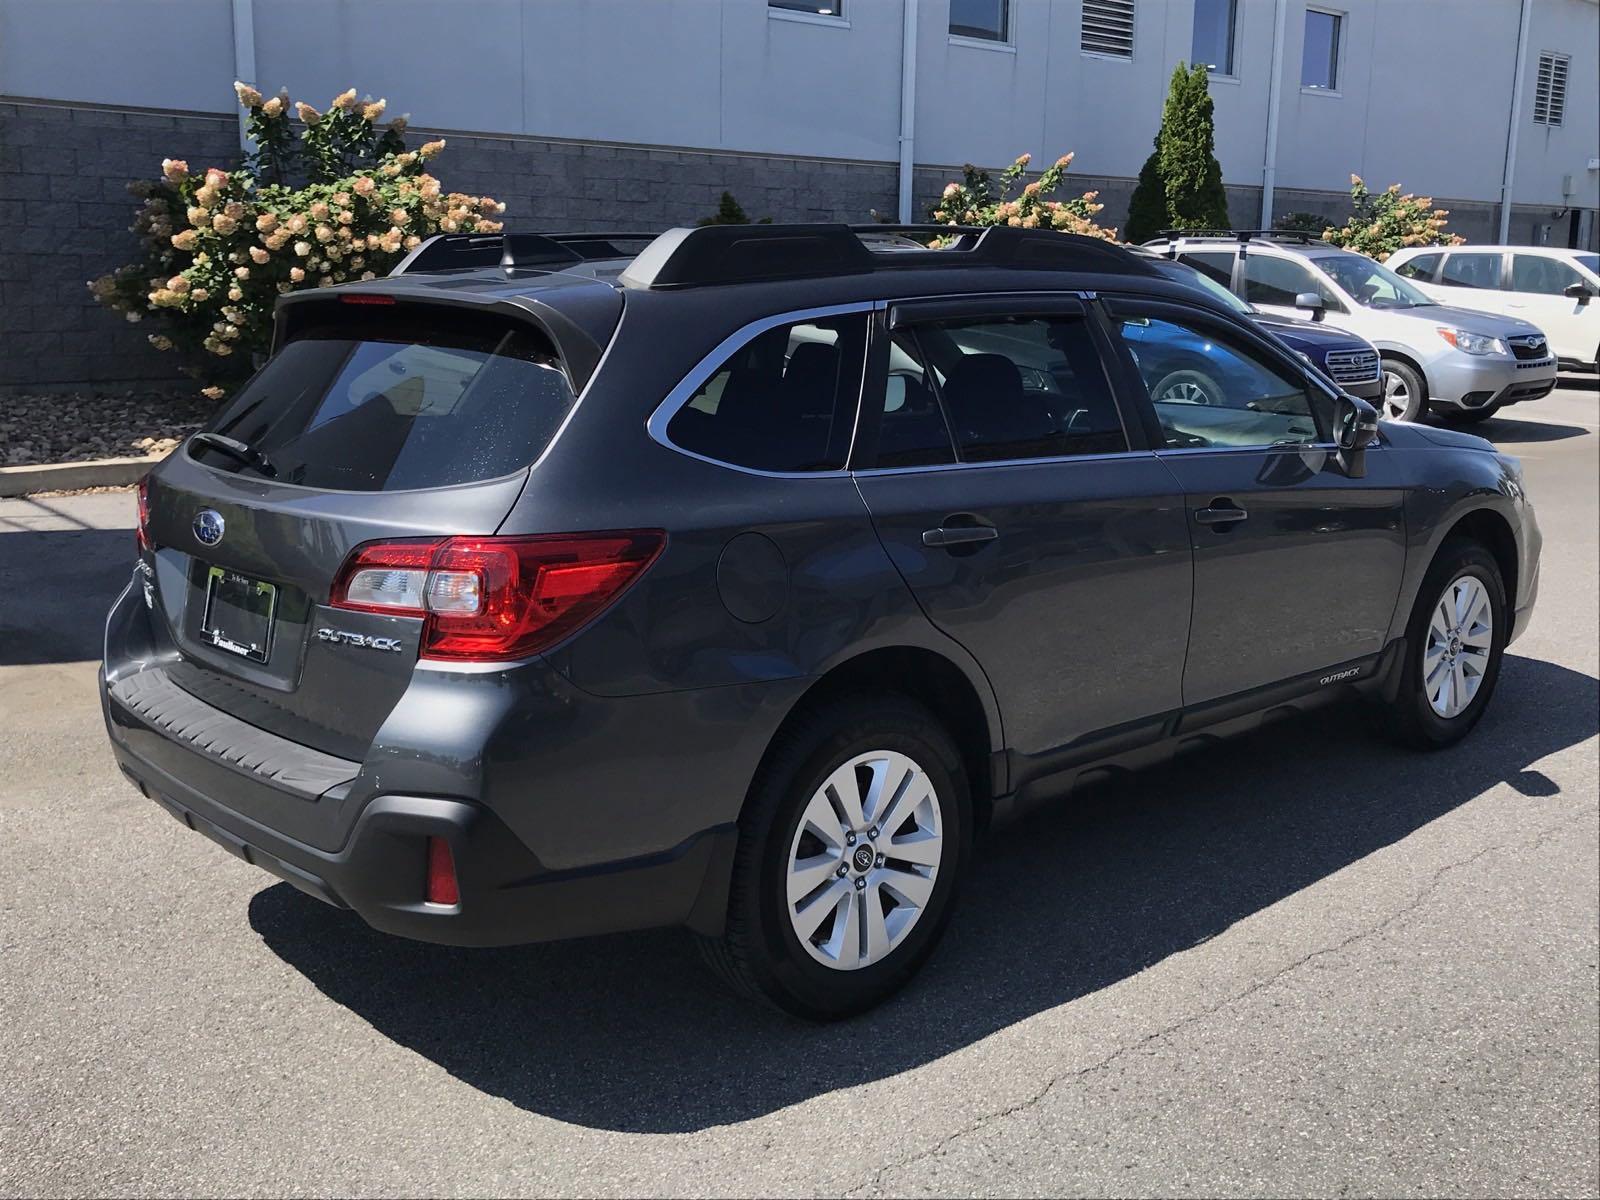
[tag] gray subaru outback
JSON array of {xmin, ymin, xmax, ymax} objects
[{"xmin": 102, "ymin": 225, "xmax": 1541, "ymax": 1018}]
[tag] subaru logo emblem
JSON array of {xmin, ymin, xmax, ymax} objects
[{"xmin": 193, "ymin": 509, "xmax": 225, "ymax": 547}]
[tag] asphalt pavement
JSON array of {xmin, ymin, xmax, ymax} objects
[{"xmin": 2, "ymin": 385, "xmax": 1596, "ymax": 1198}]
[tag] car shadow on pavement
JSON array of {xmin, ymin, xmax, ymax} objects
[
  {"xmin": 1476, "ymin": 418, "xmax": 1591, "ymax": 444},
  {"xmin": 250, "ymin": 654, "xmax": 1599, "ymax": 1134},
  {"xmin": 0, "ymin": 529, "xmax": 133, "ymax": 665}
]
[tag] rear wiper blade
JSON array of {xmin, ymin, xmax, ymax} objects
[{"xmin": 190, "ymin": 432, "xmax": 276, "ymax": 477}]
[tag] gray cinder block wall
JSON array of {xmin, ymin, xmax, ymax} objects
[{"xmin": 0, "ymin": 95, "xmax": 1544, "ymax": 392}]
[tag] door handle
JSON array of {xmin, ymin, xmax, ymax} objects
[
  {"xmin": 922, "ymin": 524, "xmax": 999, "ymax": 547},
  {"xmin": 1194, "ymin": 502, "xmax": 1249, "ymax": 526}
]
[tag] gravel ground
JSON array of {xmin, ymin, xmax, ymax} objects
[{"xmin": 0, "ymin": 390, "xmax": 215, "ymax": 466}]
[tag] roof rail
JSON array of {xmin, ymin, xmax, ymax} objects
[
  {"xmin": 617, "ymin": 222, "xmax": 1154, "ymax": 289},
  {"xmin": 389, "ymin": 232, "xmax": 583, "ymax": 276},
  {"xmin": 536, "ymin": 231, "xmax": 661, "ymax": 260},
  {"xmin": 1156, "ymin": 228, "xmax": 1329, "ymax": 245}
]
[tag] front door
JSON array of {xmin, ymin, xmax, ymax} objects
[
  {"xmin": 1507, "ymin": 253, "xmax": 1599, "ymax": 363},
  {"xmin": 851, "ymin": 299, "xmax": 1193, "ymax": 766},
  {"xmin": 1104, "ymin": 298, "xmax": 1408, "ymax": 706}
]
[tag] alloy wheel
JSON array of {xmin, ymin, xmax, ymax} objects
[
  {"xmin": 1382, "ymin": 370, "xmax": 1413, "ymax": 421},
  {"xmin": 1423, "ymin": 575, "xmax": 1495, "ymax": 719},
  {"xmin": 785, "ymin": 749, "xmax": 943, "ymax": 971}
]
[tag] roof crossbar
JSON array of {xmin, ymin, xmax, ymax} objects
[
  {"xmin": 617, "ymin": 223, "xmax": 1154, "ymax": 289},
  {"xmin": 390, "ymin": 232, "xmax": 583, "ymax": 276}
]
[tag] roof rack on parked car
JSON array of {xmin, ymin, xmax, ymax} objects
[
  {"xmin": 1151, "ymin": 228, "xmax": 1330, "ymax": 245},
  {"xmin": 393, "ymin": 224, "xmax": 1156, "ymax": 287},
  {"xmin": 617, "ymin": 222, "xmax": 1152, "ymax": 289}
]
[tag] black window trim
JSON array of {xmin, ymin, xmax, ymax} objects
[
  {"xmin": 1099, "ymin": 294, "xmax": 1345, "ymax": 453},
  {"xmin": 852, "ymin": 291, "xmax": 1152, "ymax": 474},
  {"xmin": 646, "ymin": 301, "xmax": 872, "ymax": 480}
]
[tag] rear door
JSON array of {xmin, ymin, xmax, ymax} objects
[
  {"xmin": 142, "ymin": 300, "xmax": 589, "ymax": 760},
  {"xmin": 1103, "ymin": 296, "xmax": 1407, "ymax": 706},
  {"xmin": 1427, "ymin": 251, "xmax": 1512, "ymax": 317},
  {"xmin": 851, "ymin": 296, "xmax": 1193, "ymax": 770}
]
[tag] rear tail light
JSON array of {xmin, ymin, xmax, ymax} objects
[
  {"xmin": 135, "ymin": 475, "xmax": 152, "ymax": 554},
  {"xmin": 330, "ymin": 530, "xmax": 665, "ymax": 662},
  {"xmin": 424, "ymin": 836, "xmax": 459, "ymax": 906}
]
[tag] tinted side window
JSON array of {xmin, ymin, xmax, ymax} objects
[
  {"xmin": 666, "ymin": 314, "xmax": 865, "ymax": 473},
  {"xmin": 1440, "ymin": 253, "xmax": 1503, "ymax": 289},
  {"xmin": 912, "ymin": 315, "xmax": 1127, "ymax": 463},
  {"xmin": 1114, "ymin": 314, "xmax": 1324, "ymax": 449},
  {"xmin": 1511, "ymin": 254, "xmax": 1584, "ymax": 295},
  {"xmin": 1242, "ymin": 254, "xmax": 1321, "ymax": 306},
  {"xmin": 1178, "ymin": 251, "xmax": 1236, "ymax": 286},
  {"xmin": 1394, "ymin": 252, "xmax": 1441, "ymax": 281}
]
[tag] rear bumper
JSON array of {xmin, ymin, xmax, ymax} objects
[
  {"xmin": 99, "ymin": 572, "xmax": 791, "ymax": 946},
  {"xmin": 107, "ymin": 726, "xmax": 734, "ymax": 946}
]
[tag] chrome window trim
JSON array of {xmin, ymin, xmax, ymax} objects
[
  {"xmin": 644, "ymin": 301, "xmax": 875, "ymax": 481},
  {"xmin": 851, "ymin": 447, "xmax": 1157, "ymax": 478}
]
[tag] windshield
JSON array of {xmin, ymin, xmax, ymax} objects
[
  {"xmin": 1316, "ymin": 253, "xmax": 1436, "ymax": 309},
  {"xmin": 1148, "ymin": 258, "xmax": 1256, "ymax": 315}
]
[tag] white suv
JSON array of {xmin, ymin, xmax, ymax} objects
[
  {"xmin": 1145, "ymin": 234, "xmax": 1559, "ymax": 425},
  {"xmin": 1387, "ymin": 245, "xmax": 1599, "ymax": 372}
]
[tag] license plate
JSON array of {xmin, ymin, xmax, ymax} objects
[{"xmin": 200, "ymin": 566, "xmax": 278, "ymax": 663}]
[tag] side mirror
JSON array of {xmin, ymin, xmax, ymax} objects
[
  {"xmin": 1294, "ymin": 291, "xmax": 1325, "ymax": 320},
  {"xmin": 1563, "ymin": 280, "xmax": 1594, "ymax": 304},
  {"xmin": 1332, "ymin": 392, "xmax": 1379, "ymax": 478}
]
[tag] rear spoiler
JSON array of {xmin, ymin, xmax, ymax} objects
[{"xmin": 270, "ymin": 284, "xmax": 621, "ymax": 393}]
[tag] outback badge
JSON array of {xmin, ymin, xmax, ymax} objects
[{"xmin": 316, "ymin": 627, "xmax": 403, "ymax": 653}]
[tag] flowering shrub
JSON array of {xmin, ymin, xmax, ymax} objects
[
  {"xmin": 928, "ymin": 153, "xmax": 1117, "ymax": 242},
  {"xmin": 1322, "ymin": 175, "xmax": 1463, "ymax": 261},
  {"xmin": 90, "ymin": 83, "xmax": 505, "ymax": 396}
]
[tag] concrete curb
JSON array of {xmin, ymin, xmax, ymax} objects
[{"xmin": 0, "ymin": 454, "xmax": 164, "ymax": 497}]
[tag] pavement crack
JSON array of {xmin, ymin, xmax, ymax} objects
[{"xmin": 842, "ymin": 812, "xmax": 1591, "ymax": 1198}]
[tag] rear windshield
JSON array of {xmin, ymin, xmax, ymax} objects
[{"xmin": 192, "ymin": 308, "xmax": 575, "ymax": 491}]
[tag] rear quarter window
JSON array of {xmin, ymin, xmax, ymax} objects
[
  {"xmin": 664, "ymin": 313, "xmax": 867, "ymax": 473},
  {"xmin": 192, "ymin": 307, "xmax": 575, "ymax": 491}
]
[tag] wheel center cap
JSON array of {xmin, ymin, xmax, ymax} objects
[
  {"xmin": 852, "ymin": 846, "xmax": 875, "ymax": 873},
  {"xmin": 1448, "ymin": 634, "xmax": 1462, "ymax": 658}
]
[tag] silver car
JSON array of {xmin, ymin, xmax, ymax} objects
[{"xmin": 1145, "ymin": 234, "xmax": 1559, "ymax": 424}]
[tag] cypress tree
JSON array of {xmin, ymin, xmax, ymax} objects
[
  {"xmin": 1157, "ymin": 63, "xmax": 1231, "ymax": 232},
  {"xmin": 1123, "ymin": 137, "xmax": 1168, "ymax": 244}
]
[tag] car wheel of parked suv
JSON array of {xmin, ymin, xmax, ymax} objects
[
  {"xmin": 1152, "ymin": 368, "xmax": 1223, "ymax": 406},
  {"xmin": 700, "ymin": 694, "xmax": 972, "ymax": 1019},
  {"xmin": 1380, "ymin": 359, "xmax": 1427, "ymax": 422},
  {"xmin": 1379, "ymin": 539, "xmax": 1506, "ymax": 749}
]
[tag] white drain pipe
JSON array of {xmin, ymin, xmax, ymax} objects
[
  {"xmin": 897, "ymin": 0, "xmax": 920, "ymax": 223},
  {"xmin": 1498, "ymin": 0, "xmax": 1533, "ymax": 243},
  {"xmin": 231, "ymin": 0, "xmax": 257, "ymax": 156},
  {"xmin": 1259, "ymin": 0, "xmax": 1290, "ymax": 228}
]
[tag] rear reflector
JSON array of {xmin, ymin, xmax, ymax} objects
[
  {"xmin": 330, "ymin": 530, "xmax": 665, "ymax": 662},
  {"xmin": 425, "ymin": 836, "xmax": 459, "ymax": 906},
  {"xmin": 339, "ymin": 293, "xmax": 397, "ymax": 305},
  {"xmin": 135, "ymin": 475, "xmax": 152, "ymax": 554}
]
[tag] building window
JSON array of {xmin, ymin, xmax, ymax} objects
[
  {"xmin": 1301, "ymin": 8, "xmax": 1342, "ymax": 90},
  {"xmin": 1533, "ymin": 52, "xmax": 1568, "ymax": 125},
  {"xmin": 769, "ymin": 1, "xmax": 844, "ymax": 17},
  {"xmin": 1082, "ymin": 0, "xmax": 1136, "ymax": 57},
  {"xmin": 1191, "ymin": 0, "xmax": 1236, "ymax": 74},
  {"xmin": 950, "ymin": 0, "xmax": 1009, "ymax": 42}
]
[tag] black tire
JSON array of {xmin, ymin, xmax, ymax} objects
[
  {"xmin": 1377, "ymin": 539, "xmax": 1507, "ymax": 749},
  {"xmin": 1380, "ymin": 358, "xmax": 1427, "ymax": 422},
  {"xmin": 699, "ymin": 694, "xmax": 972, "ymax": 1020},
  {"xmin": 1440, "ymin": 402, "xmax": 1502, "ymax": 425}
]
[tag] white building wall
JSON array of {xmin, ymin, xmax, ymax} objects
[{"xmin": 0, "ymin": 0, "xmax": 1594, "ymax": 212}]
